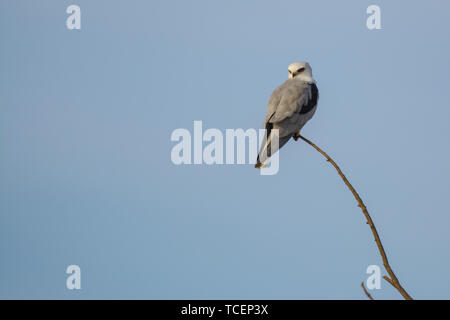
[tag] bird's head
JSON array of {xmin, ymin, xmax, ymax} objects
[{"xmin": 288, "ymin": 62, "xmax": 313, "ymax": 82}]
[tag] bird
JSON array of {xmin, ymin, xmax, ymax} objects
[{"xmin": 255, "ymin": 62, "xmax": 319, "ymax": 169}]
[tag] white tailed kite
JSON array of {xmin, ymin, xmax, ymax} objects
[{"xmin": 255, "ymin": 62, "xmax": 319, "ymax": 169}]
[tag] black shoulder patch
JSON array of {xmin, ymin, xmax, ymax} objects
[
  {"xmin": 299, "ymin": 83, "xmax": 319, "ymax": 115},
  {"xmin": 265, "ymin": 121, "xmax": 273, "ymax": 139}
]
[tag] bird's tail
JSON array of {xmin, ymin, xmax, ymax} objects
[
  {"xmin": 254, "ymin": 157, "xmax": 267, "ymax": 169},
  {"xmin": 255, "ymin": 132, "xmax": 290, "ymax": 169}
]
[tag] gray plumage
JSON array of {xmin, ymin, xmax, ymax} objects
[{"xmin": 255, "ymin": 62, "xmax": 319, "ymax": 168}]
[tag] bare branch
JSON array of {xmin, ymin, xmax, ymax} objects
[
  {"xmin": 299, "ymin": 135, "xmax": 413, "ymax": 300},
  {"xmin": 361, "ymin": 282, "xmax": 375, "ymax": 300}
]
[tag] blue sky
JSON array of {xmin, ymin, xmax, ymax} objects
[{"xmin": 1, "ymin": 0, "xmax": 450, "ymax": 299}]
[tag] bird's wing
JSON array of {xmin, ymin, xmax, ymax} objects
[{"xmin": 264, "ymin": 80, "xmax": 315, "ymax": 126}]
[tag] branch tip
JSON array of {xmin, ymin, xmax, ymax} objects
[
  {"xmin": 361, "ymin": 282, "xmax": 375, "ymax": 300},
  {"xmin": 299, "ymin": 135, "xmax": 413, "ymax": 300}
]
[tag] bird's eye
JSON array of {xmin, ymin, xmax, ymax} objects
[{"xmin": 297, "ymin": 67, "xmax": 305, "ymax": 73}]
